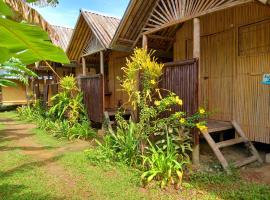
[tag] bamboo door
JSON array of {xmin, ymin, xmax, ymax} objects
[{"xmin": 201, "ymin": 30, "xmax": 235, "ymax": 121}]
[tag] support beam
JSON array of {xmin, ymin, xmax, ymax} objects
[
  {"xmin": 100, "ymin": 51, "xmax": 104, "ymax": 75},
  {"xmin": 192, "ymin": 17, "xmax": 200, "ymax": 166},
  {"xmin": 142, "ymin": 34, "xmax": 148, "ymax": 50},
  {"xmin": 82, "ymin": 56, "xmax": 86, "ymax": 76}
]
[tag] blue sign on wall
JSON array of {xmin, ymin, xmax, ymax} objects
[{"xmin": 262, "ymin": 74, "xmax": 270, "ymax": 85}]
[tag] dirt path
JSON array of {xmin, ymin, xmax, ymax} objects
[{"xmin": 0, "ymin": 117, "xmax": 92, "ymax": 199}]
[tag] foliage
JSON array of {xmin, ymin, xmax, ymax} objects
[
  {"xmin": 141, "ymin": 129, "xmax": 190, "ymax": 189},
  {"xmin": 92, "ymin": 48, "xmax": 207, "ymax": 188},
  {"xmin": 17, "ymin": 99, "xmax": 96, "ymax": 140},
  {"xmin": 92, "ymin": 120, "xmax": 141, "ymax": 166},
  {"xmin": 0, "ymin": 0, "xmax": 68, "ymax": 86},
  {"xmin": 119, "ymin": 48, "xmax": 207, "ymax": 141},
  {"xmin": 0, "ymin": 58, "xmax": 37, "ymax": 87},
  {"xmin": 49, "ymin": 76, "xmax": 85, "ymax": 125}
]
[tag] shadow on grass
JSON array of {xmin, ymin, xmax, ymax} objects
[
  {"xmin": 0, "ymin": 155, "xmax": 63, "ymax": 179},
  {"xmin": 0, "ymin": 184, "xmax": 64, "ymax": 200},
  {"xmin": 0, "ymin": 146, "xmax": 57, "ymax": 151}
]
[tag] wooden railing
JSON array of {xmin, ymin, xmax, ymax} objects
[{"xmin": 80, "ymin": 74, "xmax": 104, "ymax": 123}]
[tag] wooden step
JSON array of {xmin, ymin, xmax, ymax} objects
[
  {"xmin": 233, "ymin": 155, "xmax": 258, "ymax": 168},
  {"xmin": 207, "ymin": 120, "xmax": 233, "ymax": 133},
  {"xmin": 201, "ymin": 120, "xmax": 263, "ymax": 173},
  {"xmin": 216, "ymin": 137, "xmax": 247, "ymax": 148}
]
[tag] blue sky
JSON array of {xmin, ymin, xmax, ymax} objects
[{"xmin": 34, "ymin": 0, "xmax": 129, "ymax": 28}]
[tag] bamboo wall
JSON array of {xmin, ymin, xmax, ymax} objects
[
  {"xmin": 108, "ymin": 51, "xmax": 131, "ymax": 110},
  {"xmin": 1, "ymin": 80, "xmax": 28, "ymax": 105},
  {"xmin": 173, "ymin": 2, "xmax": 270, "ymax": 144}
]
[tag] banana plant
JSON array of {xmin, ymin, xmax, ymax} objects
[{"xmin": 0, "ymin": 0, "xmax": 69, "ymax": 86}]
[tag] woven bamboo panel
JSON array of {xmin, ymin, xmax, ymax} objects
[{"xmin": 173, "ymin": 2, "xmax": 270, "ymax": 143}]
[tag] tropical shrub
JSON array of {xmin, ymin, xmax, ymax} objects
[
  {"xmin": 17, "ymin": 84, "xmax": 96, "ymax": 141},
  {"xmin": 49, "ymin": 76, "xmax": 85, "ymax": 125},
  {"xmin": 91, "ymin": 120, "xmax": 141, "ymax": 166},
  {"xmin": 141, "ymin": 127, "xmax": 190, "ymax": 189}
]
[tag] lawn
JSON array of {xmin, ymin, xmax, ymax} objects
[{"xmin": 0, "ymin": 111, "xmax": 269, "ymax": 200}]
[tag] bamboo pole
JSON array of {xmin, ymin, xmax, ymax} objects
[
  {"xmin": 82, "ymin": 56, "xmax": 86, "ymax": 76},
  {"xmin": 192, "ymin": 17, "xmax": 200, "ymax": 166}
]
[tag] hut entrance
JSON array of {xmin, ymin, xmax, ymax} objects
[{"xmin": 201, "ymin": 30, "xmax": 235, "ymax": 121}]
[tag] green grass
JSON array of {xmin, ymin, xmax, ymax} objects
[
  {"xmin": 0, "ymin": 111, "xmax": 270, "ymax": 200},
  {"xmin": 189, "ymin": 171, "xmax": 270, "ymax": 200},
  {"xmin": 0, "ymin": 150, "xmax": 65, "ymax": 200}
]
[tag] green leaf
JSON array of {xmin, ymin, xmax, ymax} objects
[
  {"xmin": 0, "ymin": 0, "xmax": 13, "ymax": 17},
  {"xmin": 0, "ymin": 79, "xmax": 16, "ymax": 87},
  {"xmin": 0, "ymin": 47, "xmax": 10, "ymax": 62},
  {"xmin": 0, "ymin": 18, "xmax": 70, "ymax": 64}
]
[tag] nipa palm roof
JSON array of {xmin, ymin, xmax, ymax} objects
[
  {"xmin": 51, "ymin": 25, "xmax": 74, "ymax": 52},
  {"xmin": 67, "ymin": 10, "xmax": 120, "ymax": 61}
]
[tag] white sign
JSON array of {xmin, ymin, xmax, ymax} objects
[{"xmin": 262, "ymin": 74, "xmax": 270, "ymax": 85}]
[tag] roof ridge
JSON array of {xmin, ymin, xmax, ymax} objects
[
  {"xmin": 80, "ymin": 9, "xmax": 121, "ymax": 20},
  {"xmin": 51, "ymin": 25, "xmax": 74, "ymax": 30}
]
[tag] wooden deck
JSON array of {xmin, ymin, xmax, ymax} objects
[{"xmin": 207, "ymin": 120, "xmax": 233, "ymax": 133}]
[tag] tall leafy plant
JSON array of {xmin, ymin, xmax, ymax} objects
[{"xmin": 49, "ymin": 76, "xmax": 85, "ymax": 124}]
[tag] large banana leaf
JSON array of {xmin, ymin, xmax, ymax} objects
[
  {"xmin": 0, "ymin": 17, "xmax": 69, "ymax": 64},
  {"xmin": 0, "ymin": 0, "xmax": 69, "ymax": 65}
]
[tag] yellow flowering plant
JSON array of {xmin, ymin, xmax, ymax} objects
[{"xmin": 113, "ymin": 48, "xmax": 208, "ymax": 188}]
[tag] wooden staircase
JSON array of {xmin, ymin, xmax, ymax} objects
[{"xmin": 201, "ymin": 120, "xmax": 263, "ymax": 173}]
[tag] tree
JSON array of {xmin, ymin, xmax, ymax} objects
[{"xmin": 0, "ymin": 0, "xmax": 68, "ymax": 86}]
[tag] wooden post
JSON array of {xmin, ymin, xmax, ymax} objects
[
  {"xmin": 192, "ymin": 17, "xmax": 200, "ymax": 166},
  {"xmin": 100, "ymin": 51, "xmax": 104, "ymax": 75},
  {"xmin": 82, "ymin": 56, "xmax": 86, "ymax": 76},
  {"xmin": 142, "ymin": 34, "xmax": 148, "ymax": 50},
  {"xmin": 100, "ymin": 50, "xmax": 105, "ymax": 116}
]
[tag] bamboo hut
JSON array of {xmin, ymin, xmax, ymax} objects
[
  {"xmin": 67, "ymin": 10, "xmax": 131, "ymax": 123},
  {"xmin": 111, "ymin": 0, "xmax": 270, "ymax": 170}
]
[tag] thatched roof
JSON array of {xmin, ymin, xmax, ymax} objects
[
  {"xmin": 111, "ymin": 0, "xmax": 269, "ymax": 51},
  {"xmin": 67, "ymin": 10, "xmax": 120, "ymax": 61},
  {"xmin": 51, "ymin": 25, "xmax": 73, "ymax": 52},
  {"xmin": 4, "ymin": 0, "xmax": 56, "ymax": 41}
]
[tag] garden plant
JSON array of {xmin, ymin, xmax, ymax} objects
[{"xmin": 87, "ymin": 48, "xmax": 208, "ymax": 189}]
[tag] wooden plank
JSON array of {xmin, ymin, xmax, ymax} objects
[
  {"xmin": 207, "ymin": 120, "xmax": 234, "ymax": 133},
  {"xmin": 216, "ymin": 137, "xmax": 247, "ymax": 148},
  {"xmin": 234, "ymin": 155, "xmax": 258, "ymax": 168},
  {"xmin": 201, "ymin": 130, "xmax": 230, "ymax": 172}
]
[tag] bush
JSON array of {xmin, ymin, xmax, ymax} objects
[
  {"xmin": 49, "ymin": 76, "xmax": 85, "ymax": 125},
  {"xmin": 17, "ymin": 76, "xmax": 96, "ymax": 141}
]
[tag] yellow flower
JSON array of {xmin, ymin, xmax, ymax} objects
[
  {"xmin": 175, "ymin": 96, "xmax": 183, "ymax": 106},
  {"xmin": 199, "ymin": 108, "xmax": 206, "ymax": 114},
  {"xmin": 154, "ymin": 101, "xmax": 160, "ymax": 106},
  {"xmin": 150, "ymin": 79, "xmax": 156, "ymax": 85},
  {"xmin": 196, "ymin": 123, "xmax": 208, "ymax": 132},
  {"xmin": 180, "ymin": 118, "xmax": 186, "ymax": 124}
]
